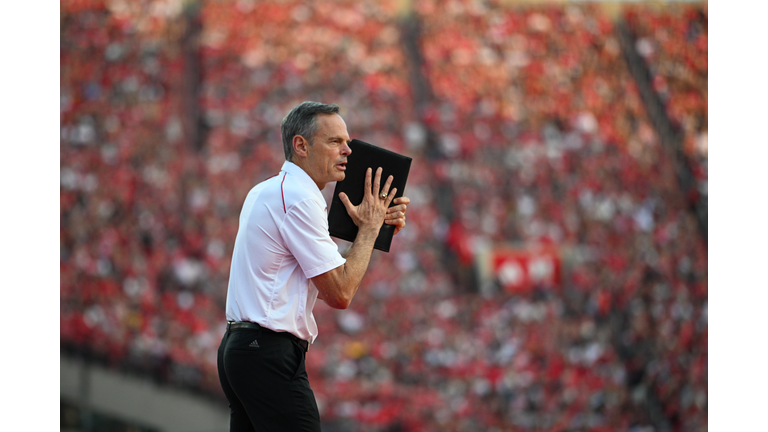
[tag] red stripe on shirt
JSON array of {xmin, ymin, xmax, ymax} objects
[{"xmin": 280, "ymin": 172, "xmax": 287, "ymax": 213}]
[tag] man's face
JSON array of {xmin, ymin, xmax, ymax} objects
[{"xmin": 304, "ymin": 113, "xmax": 351, "ymax": 190}]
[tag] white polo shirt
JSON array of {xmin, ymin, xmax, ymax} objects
[{"xmin": 225, "ymin": 161, "xmax": 346, "ymax": 343}]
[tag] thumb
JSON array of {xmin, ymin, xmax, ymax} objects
[{"xmin": 339, "ymin": 192, "xmax": 356, "ymax": 214}]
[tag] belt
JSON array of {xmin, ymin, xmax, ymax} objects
[
  {"xmin": 227, "ymin": 321, "xmax": 309, "ymax": 352},
  {"xmin": 227, "ymin": 321, "xmax": 262, "ymax": 331}
]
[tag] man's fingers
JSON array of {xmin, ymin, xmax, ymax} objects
[
  {"xmin": 380, "ymin": 175, "xmax": 394, "ymax": 197},
  {"xmin": 387, "ymin": 195, "xmax": 409, "ymax": 236},
  {"xmin": 385, "ymin": 213, "xmax": 406, "ymax": 236},
  {"xmin": 390, "ymin": 196, "xmax": 410, "ymax": 214},
  {"xmin": 393, "ymin": 196, "xmax": 410, "ymax": 206},
  {"xmin": 384, "ymin": 214, "xmax": 405, "ymax": 225},
  {"xmin": 372, "ymin": 167, "xmax": 383, "ymax": 197},
  {"xmin": 363, "ymin": 168, "xmax": 372, "ymax": 198},
  {"xmin": 385, "ymin": 188, "xmax": 397, "ymax": 207}
]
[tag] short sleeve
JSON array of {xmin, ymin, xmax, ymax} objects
[{"xmin": 280, "ymin": 199, "xmax": 346, "ymax": 279}]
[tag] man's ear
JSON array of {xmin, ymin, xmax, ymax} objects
[{"xmin": 292, "ymin": 135, "xmax": 309, "ymax": 159}]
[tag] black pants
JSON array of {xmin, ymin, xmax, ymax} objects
[{"xmin": 217, "ymin": 325, "xmax": 320, "ymax": 432}]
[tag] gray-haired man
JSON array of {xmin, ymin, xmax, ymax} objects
[{"xmin": 217, "ymin": 101, "xmax": 410, "ymax": 431}]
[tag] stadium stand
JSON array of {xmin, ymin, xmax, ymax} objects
[{"xmin": 61, "ymin": 1, "xmax": 707, "ymax": 431}]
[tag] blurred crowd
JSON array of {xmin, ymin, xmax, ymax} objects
[
  {"xmin": 60, "ymin": 1, "xmax": 707, "ymax": 431},
  {"xmin": 625, "ymin": 3, "xmax": 708, "ymax": 211}
]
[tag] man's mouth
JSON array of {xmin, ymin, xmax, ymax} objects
[{"xmin": 336, "ymin": 162, "xmax": 347, "ymax": 171}]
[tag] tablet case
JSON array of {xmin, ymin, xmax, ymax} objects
[{"xmin": 328, "ymin": 139, "xmax": 412, "ymax": 252}]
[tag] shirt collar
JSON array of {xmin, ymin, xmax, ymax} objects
[{"xmin": 281, "ymin": 161, "xmax": 324, "ymax": 200}]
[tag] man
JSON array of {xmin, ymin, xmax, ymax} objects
[{"xmin": 217, "ymin": 101, "xmax": 410, "ymax": 431}]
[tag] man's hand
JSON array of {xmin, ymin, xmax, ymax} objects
[
  {"xmin": 338, "ymin": 167, "xmax": 396, "ymax": 232},
  {"xmin": 313, "ymin": 167, "xmax": 396, "ymax": 309},
  {"xmin": 385, "ymin": 196, "xmax": 410, "ymax": 235}
]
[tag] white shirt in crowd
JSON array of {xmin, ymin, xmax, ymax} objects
[{"xmin": 225, "ymin": 161, "xmax": 346, "ymax": 344}]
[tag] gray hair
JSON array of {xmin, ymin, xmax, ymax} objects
[{"xmin": 280, "ymin": 101, "xmax": 341, "ymax": 161}]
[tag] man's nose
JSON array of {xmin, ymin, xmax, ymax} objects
[{"xmin": 342, "ymin": 142, "xmax": 351, "ymax": 156}]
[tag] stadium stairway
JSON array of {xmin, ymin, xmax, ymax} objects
[{"xmin": 615, "ymin": 19, "xmax": 707, "ymax": 244}]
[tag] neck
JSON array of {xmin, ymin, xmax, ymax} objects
[{"xmin": 288, "ymin": 158, "xmax": 325, "ymax": 190}]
